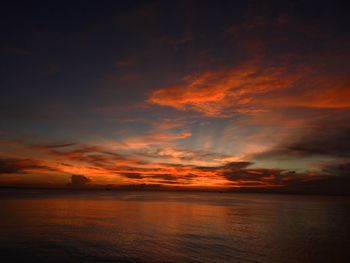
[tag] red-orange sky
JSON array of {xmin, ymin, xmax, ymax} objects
[{"xmin": 1, "ymin": 1, "xmax": 349, "ymax": 194}]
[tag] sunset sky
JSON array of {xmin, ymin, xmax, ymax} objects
[{"xmin": 1, "ymin": 0, "xmax": 349, "ymax": 193}]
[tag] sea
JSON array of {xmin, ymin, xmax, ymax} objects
[{"xmin": 0, "ymin": 190, "xmax": 349, "ymax": 262}]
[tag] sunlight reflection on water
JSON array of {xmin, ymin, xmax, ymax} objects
[{"xmin": 0, "ymin": 191, "xmax": 349, "ymax": 262}]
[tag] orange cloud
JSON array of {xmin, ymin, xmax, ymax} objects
[
  {"xmin": 148, "ymin": 56, "xmax": 350, "ymax": 116},
  {"xmin": 260, "ymin": 83, "xmax": 350, "ymax": 109},
  {"xmin": 145, "ymin": 132, "xmax": 191, "ymax": 140},
  {"xmin": 148, "ymin": 62, "xmax": 301, "ymax": 116},
  {"xmin": 150, "ymin": 117, "xmax": 190, "ymax": 130},
  {"xmin": 0, "ymin": 139, "xmax": 347, "ymax": 192},
  {"xmin": 118, "ymin": 131, "xmax": 191, "ymax": 149}
]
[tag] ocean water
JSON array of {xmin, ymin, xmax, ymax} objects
[{"xmin": 0, "ymin": 190, "xmax": 349, "ymax": 263}]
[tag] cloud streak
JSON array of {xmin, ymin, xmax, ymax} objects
[
  {"xmin": 0, "ymin": 140, "xmax": 345, "ymax": 193},
  {"xmin": 148, "ymin": 62, "xmax": 302, "ymax": 116}
]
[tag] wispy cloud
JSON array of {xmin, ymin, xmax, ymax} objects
[
  {"xmin": 0, "ymin": 140, "xmax": 344, "ymax": 192},
  {"xmin": 148, "ymin": 61, "xmax": 301, "ymax": 116}
]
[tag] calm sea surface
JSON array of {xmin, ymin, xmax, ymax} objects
[{"xmin": 0, "ymin": 190, "xmax": 349, "ymax": 263}]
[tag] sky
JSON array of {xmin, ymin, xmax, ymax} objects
[{"xmin": 0, "ymin": 0, "xmax": 349, "ymax": 194}]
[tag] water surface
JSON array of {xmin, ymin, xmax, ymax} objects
[{"xmin": 0, "ymin": 190, "xmax": 349, "ymax": 262}]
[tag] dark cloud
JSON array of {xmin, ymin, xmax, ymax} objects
[
  {"xmin": 150, "ymin": 174, "xmax": 175, "ymax": 180},
  {"xmin": 223, "ymin": 168, "xmax": 283, "ymax": 182},
  {"xmin": 39, "ymin": 143, "xmax": 148, "ymax": 169},
  {"xmin": 283, "ymin": 161, "xmax": 350, "ymax": 195},
  {"xmin": 33, "ymin": 143, "xmax": 77, "ymax": 149},
  {"xmin": 150, "ymin": 173, "xmax": 197, "ymax": 181},
  {"xmin": 197, "ymin": 160, "xmax": 350, "ymax": 194},
  {"xmin": 213, "ymin": 162, "xmax": 292, "ymax": 186},
  {"xmin": 224, "ymin": 160, "xmax": 350, "ymax": 195},
  {"xmin": 118, "ymin": 172, "xmax": 144, "ymax": 179},
  {"xmin": 153, "ymin": 180, "xmax": 189, "ymax": 185},
  {"xmin": 0, "ymin": 158, "xmax": 22, "ymax": 174},
  {"xmin": 117, "ymin": 172, "xmax": 196, "ymax": 184},
  {"xmin": 322, "ymin": 161, "xmax": 350, "ymax": 176},
  {"xmin": 256, "ymin": 114, "xmax": 350, "ymax": 159},
  {"xmin": 114, "ymin": 161, "xmax": 309, "ymax": 188},
  {"xmin": 0, "ymin": 157, "xmax": 51, "ymax": 174},
  {"xmin": 222, "ymin": 162, "xmax": 254, "ymax": 170},
  {"xmin": 69, "ymin": 175, "xmax": 92, "ymax": 188}
]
